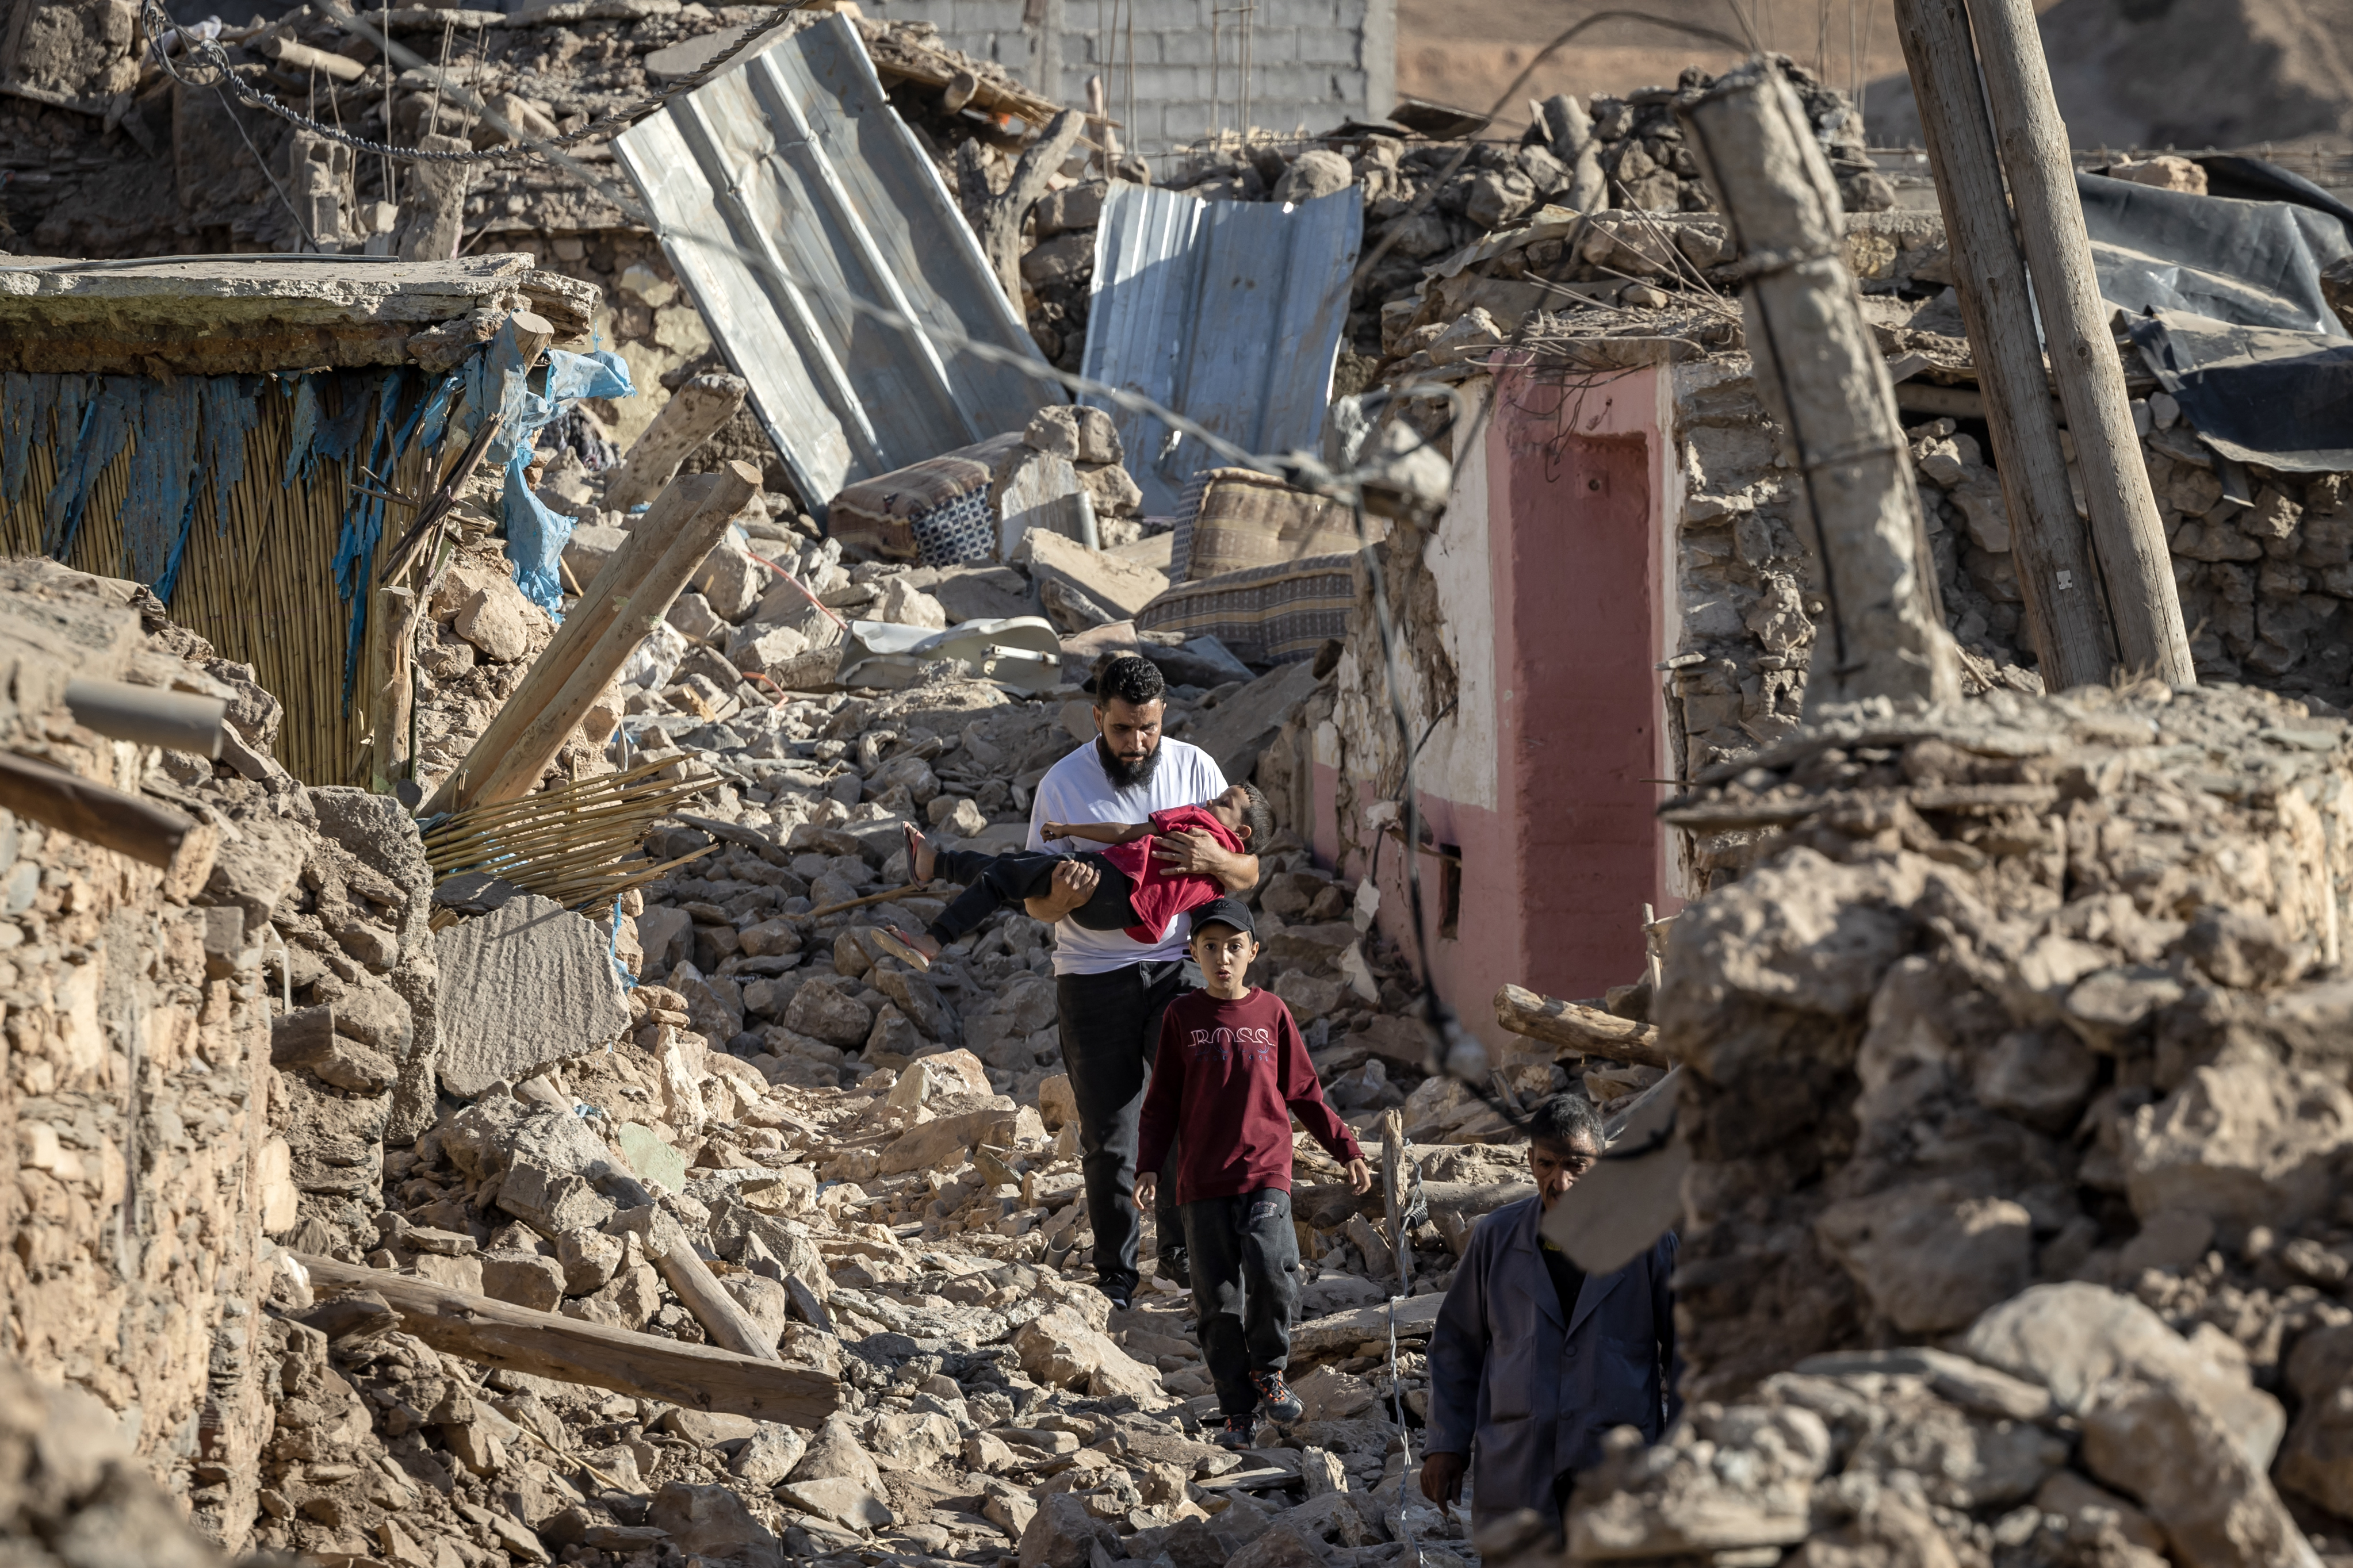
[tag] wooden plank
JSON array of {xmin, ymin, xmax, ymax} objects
[
  {"xmin": 422, "ymin": 467, "xmax": 752, "ymax": 814},
  {"xmin": 293, "ymin": 1253, "xmax": 839, "ymax": 1426},
  {"xmin": 603, "ymin": 373, "xmax": 748, "ymax": 513},
  {"xmin": 1494, "ymin": 983, "xmax": 1670, "ymax": 1068},
  {"xmin": 0, "ymin": 750, "xmax": 217, "ymax": 896},
  {"xmin": 1291, "ymin": 1292, "xmax": 1445, "ymax": 1358},
  {"xmin": 1890, "ymin": 0, "xmax": 2119, "ymax": 691},
  {"xmin": 1675, "ymin": 63, "xmax": 1960, "ymax": 715},
  {"xmin": 1966, "ymin": 0, "xmax": 2197, "ymax": 686}
]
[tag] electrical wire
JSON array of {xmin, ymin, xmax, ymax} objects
[{"xmin": 215, "ymin": 0, "xmax": 1689, "ymax": 1132}]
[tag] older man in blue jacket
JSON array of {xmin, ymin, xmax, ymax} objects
[{"xmin": 1420, "ymin": 1092, "xmax": 1678, "ymax": 1538}]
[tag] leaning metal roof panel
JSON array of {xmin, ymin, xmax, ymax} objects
[
  {"xmin": 1079, "ymin": 181, "xmax": 1363, "ymax": 517},
  {"xmin": 615, "ymin": 14, "xmax": 1062, "ymax": 519}
]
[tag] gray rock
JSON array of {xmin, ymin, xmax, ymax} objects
[
  {"xmin": 434, "ymin": 894, "xmax": 633, "ymax": 1097},
  {"xmin": 1962, "ymin": 1283, "xmax": 2285, "ymax": 1471},
  {"xmin": 2082, "ymin": 1378, "xmax": 2321, "ymax": 1568},
  {"xmin": 783, "ymin": 977, "xmax": 872, "ymax": 1048}
]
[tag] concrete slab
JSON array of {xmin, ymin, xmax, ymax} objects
[
  {"xmin": 434, "ymin": 892, "xmax": 633, "ymax": 1098},
  {"xmin": 0, "ymin": 254, "xmax": 592, "ymax": 373}
]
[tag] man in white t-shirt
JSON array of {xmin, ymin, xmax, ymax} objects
[{"xmin": 1024, "ymin": 654, "xmax": 1260, "ymax": 1309}]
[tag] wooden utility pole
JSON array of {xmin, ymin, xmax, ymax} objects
[
  {"xmin": 1891, "ymin": 0, "xmax": 2119, "ymax": 692},
  {"xmin": 1678, "ymin": 62, "xmax": 1963, "ymax": 716},
  {"xmin": 1967, "ymin": 0, "xmax": 2197, "ymax": 685}
]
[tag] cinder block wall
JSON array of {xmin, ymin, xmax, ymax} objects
[{"xmin": 870, "ymin": 0, "xmax": 1394, "ymax": 156}]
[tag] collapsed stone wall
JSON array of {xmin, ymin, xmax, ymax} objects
[
  {"xmin": 1663, "ymin": 354, "xmax": 2353, "ymax": 825},
  {"xmin": 1564, "ymin": 681, "xmax": 2353, "ymax": 1563},
  {"xmin": 0, "ymin": 561, "xmax": 324, "ymax": 1556}
]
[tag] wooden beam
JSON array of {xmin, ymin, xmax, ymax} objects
[
  {"xmin": 421, "ymin": 464, "xmax": 759, "ymax": 815},
  {"xmin": 1891, "ymin": 0, "xmax": 2119, "ymax": 691},
  {"xmin": 958, "ymin": 109, "xmax": 1085, "ymax": 310},
  {"xmin": 1494, "ymin": 983, "xmax": 1670, "ymax": 1068},
  {"xmin": 1966, "ymin": 0, "xmax": 2197, "ymax": 685},
  {"xmin": 0, "ymin": 751, "xmax": 217, "ymax": 899},
  {"xmin": 602, "ymin": 374, "xmax": 749, "ymax": 515},
  {"xmin": 294, "ymin": 1254, "xmax": 839, "ymax": 1427},
  {"xmin": 1677, "ymin": 63, "xmax": 1961, "ymax": 716}
]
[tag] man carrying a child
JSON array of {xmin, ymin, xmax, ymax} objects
[{"xmin": 1021, "ymin": 654, "xmax": 1261, "ymax": 1310}]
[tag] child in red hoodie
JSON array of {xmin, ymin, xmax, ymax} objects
[
  {"xmin": 873, "ymin": 784, "xmax": 1272, "ymax": 970},
  {"xmin": 1136, "ymin": 896, "xmax": 1371, "ymax": 1448}
]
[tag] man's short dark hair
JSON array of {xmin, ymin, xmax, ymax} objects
[
  {"xmin": 1237, "ymin": 781, "xmax": 1274, "ymax": 846},
  {"xmin": 1528, "ymin": 1092, "xmax": 1605, "ymax": 1152},
  {"xmin": 1094, "ymin": 654, "xmax": 1166, "ymax": 710}
]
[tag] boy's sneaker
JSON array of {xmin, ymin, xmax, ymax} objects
[
  {"xmin": 1212, "ymin": 1414, "xmax": 1255, "ymax": 1450},
  {"xmin": 1250, "ymin": 1370, "xmax": 1304, "ymax": 1424}
]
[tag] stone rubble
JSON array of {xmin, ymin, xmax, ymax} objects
[{"xmin": 1556, "ymin": 681, "xmax": 2353, "ymax": 1565}]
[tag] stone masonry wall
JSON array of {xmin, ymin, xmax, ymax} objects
[
  {"xmin": 867, "ymin": 0, "xmax": 1394, "ymax": 155},
  {"xmin": 0, "ymin": 565, "xmax": 318, "ymax": 1557},
  {"xmin": 1663, "ymin": 354, "xmax": 2353, "ymax": 877}
]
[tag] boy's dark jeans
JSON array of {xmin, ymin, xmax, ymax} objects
[
  {"xmin": 927, "ymin": 848, "xmax": 1139, "ymax": 944},
  {"xmin": 1181, "ymin": 1187, "xmax": 1301, "ymax": 1416}
]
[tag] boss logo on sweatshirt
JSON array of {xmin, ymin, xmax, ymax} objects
[{"xmin": 1188, "ymin": 1026, "xmax": 1277, "ymax": 1066}]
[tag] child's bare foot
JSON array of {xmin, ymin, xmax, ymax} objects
[
  {"xmin": 870, "ymin": 926, "xmax": 938, "ymax": 972},
  {"xmin": 903, "ymin": 822, "xmax": 938, "ymax": 883}
]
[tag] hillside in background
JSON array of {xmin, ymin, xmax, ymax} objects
[{"xmin": 1396, "ymin": 0, "xmax": 2353, "ymax": 153}]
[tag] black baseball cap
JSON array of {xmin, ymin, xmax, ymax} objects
[{"xmin": 1189, "ymin": 897, "xmax": 1256, "ymax": 940}]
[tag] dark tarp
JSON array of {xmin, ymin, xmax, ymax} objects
[
  {"xmin": 2077, "ymin": 169, "xmax": 2351, "ymax": 338},
  {"xmin": 2127, "ymin": 309, "xmax": 2353, "ymax": 473}
]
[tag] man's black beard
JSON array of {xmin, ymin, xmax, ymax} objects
[{"xmin": 1097, "ymin": 735, "xmax": 1162, "ymax": 789}]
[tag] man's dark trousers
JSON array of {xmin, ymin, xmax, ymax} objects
[
  {"xmin": 1183, "ymin": 1187, "xmax": 1301, "ymax": 1414},
  {"xmin": 1056, "ymin": 959, "xmax": 1187, "ymax": 1298}
]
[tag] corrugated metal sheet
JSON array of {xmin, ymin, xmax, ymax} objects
[
  {"xmin": 615, "ymin": 15, "xmax": 1062, "ymax": 519},
  {"xmin": 1080, "ymin": 182, "xmax": 1363, "ymax": 517}
]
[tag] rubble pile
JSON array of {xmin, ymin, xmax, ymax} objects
[
  {"xmin": 1911, "ymin": 409, "xmax": 2353, "ymax": 707},
  {"xmin": 1019, "ymin": 58, "xmax": 1885, "ymax": 376},
  {"xmin": 1564, "ymin": 681, "xmax": 2353, "ymax": 1562}
]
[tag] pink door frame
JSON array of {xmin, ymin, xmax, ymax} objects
[{"xmin": 1317, "ymin": 362, "xmax": 1684, "ymax": 1052}]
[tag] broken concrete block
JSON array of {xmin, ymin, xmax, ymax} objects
[
  {"xmin": 779, "ymin": 1477, "xmax": 893, "ymax": 1533},
  {"xmin": 917, "ymin": 564, "xmax": 1035, "ymax": 624},
  {"xmin": 434, "ymin": 893, "xmax": 633, "ymax": 1098},
  {"xmin": 1275, "ymin": 149, "xmax": 1353, "ymax": 203},
  {"xmin": 783, "ymin": 977, "xmax": 873, "ymax": 1048},
  {"xmin": 667, "ymin": 591, "xmax": 729, "ymax": 646},
  {"xmin": 1017, "ymin": 1490, "xmax": 1118, "ymax": 1567},
  {"xmin": 564, "ymin": 523, "xmax": 630, "ymax": 587},
  {"xmin": 479, "ymin": 1249, "xmax": 567, "ymax": 1312},
  {"xmin": 729, "ymin": 1426, "xmax": 808, "ymax": 1488},
  {"xmin": 1013, "ymin": 1304, "xmax": 1164, "ymax": 1398},
  {"xmin": 790, "ymin": 1415, "xmax": 884, "ymax": 1490},
  {"xmin": 648, "ymin": 1481, "xmax": 783, "ymax": 1560},
  {"xmin": 729, "ymin": 622, "xmax": 813, "ymax": 681},
  {"xmin": 556, "ymin": 1228, "xmax": 624, "ymax": 1295},
  {"xmin": 1077, "ymin": 460, "xmax": 1143, "ymax": 520},
  {"xmin": 875, "ymin": 578, "xmax": 947, "ymax": 628},
  {"xmin": 455, "ymin": 581, "xmax": 535, "ymax": 663},
  {"xmin": 694, "ymin": 540, "xmax": 770, "ymax": 623},
  {"xmin": 1016, "ymin": 528, "xmax": 1169, "ymax": 621}
]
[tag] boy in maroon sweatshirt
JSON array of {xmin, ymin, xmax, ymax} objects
[{"xmin": 1136, "ymin": 896, "xmax": 1371, "ymax": 1447}]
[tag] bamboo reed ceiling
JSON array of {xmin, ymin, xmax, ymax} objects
[{"xmin": 1, "ymin": 370, "xmax": 445, "ymax": 785}]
